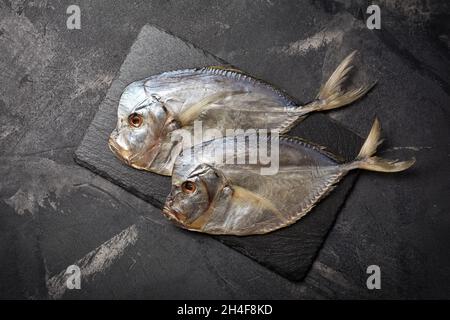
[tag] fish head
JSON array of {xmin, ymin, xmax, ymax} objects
[
  {"xmin": 108, "ymin": 81, "xmax": 180, "ymax": 170},
  {"xmin": 163, "ymin": 163, "xmax": 228, "ymax": 229}
]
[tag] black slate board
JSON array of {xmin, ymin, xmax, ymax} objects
[{"xmin": 75, "ymin": 25, "xmax": 363, "ymax": 281}]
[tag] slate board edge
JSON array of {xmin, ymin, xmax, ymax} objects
[
  {"xmin": 149, "ymin": 23, "xmax": 229, "ymax": 65},
  {"xmin": 73, "ymin": 155, "xmax": 164, "ymax": 208}
]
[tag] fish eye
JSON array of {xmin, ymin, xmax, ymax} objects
[
  {"xmin": 128, "ymin": 113, "xmax": 143, "ymax": 128},
  {"xmin": 181, "ymin": 181, "xmax": 196, "ymax": 194}
]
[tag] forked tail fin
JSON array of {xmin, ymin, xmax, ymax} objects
[
  {"xmin": 301, "ymin": 51, "xmax": 375, "ymax": 114},
  {"xmin": 346, "ymin": 118, "xmax": 415, "ymax": 172}
]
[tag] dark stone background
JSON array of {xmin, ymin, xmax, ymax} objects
[{"xmin": 0, "ymin": 0, "xmax": 449, "ymax": 299}]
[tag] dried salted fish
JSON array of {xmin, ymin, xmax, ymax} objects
[
  {"xmin": 109, "ymin": 51, "xmax": 373, "ymax": 175},
  {"xmin": 162, "ymin": 119, "xmax": 414, "ymax": 235}
]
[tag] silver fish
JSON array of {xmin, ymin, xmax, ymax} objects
[
  {"xmin": 109, "ymin": 51, "xmax": 373, "ymax": 175},
  {"xmin": 163, "ymin": 119, "xmax": 414, "ymax": 235}
]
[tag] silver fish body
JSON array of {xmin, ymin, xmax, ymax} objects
[
  {"xmin": 109, "ymin": 52, "xmax": 373, "ymax": 175},
  {"xmin": 163, "ymin": 119, "xmax": 414, "ymax": 235}
]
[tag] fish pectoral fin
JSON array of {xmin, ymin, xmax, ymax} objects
[
  {"xmin": 178, "ymin": 91, "xmax": 246, "ymax": 126},
  {"xmin": 232, "ymin": 186, "xmax": 287, "ymax": 224}
]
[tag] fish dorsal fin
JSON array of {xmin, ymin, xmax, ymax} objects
[
  {"xmin": 199, "ymin": 66, "xmax": 259, "ymax": 87},
  {"xmin": 203, "ymin": 65, "xmax": 249, "ymax": 76},
  {"xmin": 279, "ymin": 134, "xmax": 345, "ymax": 163},
  {"xmin": 199, "ymin": 66, "xmax": 299, "ymax": 107}
]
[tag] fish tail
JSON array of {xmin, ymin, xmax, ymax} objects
[
  {"xmin": 302, "ymin": 51, "xmax": 375, "ymax": 113},
  {"xmin": 346, "ymin": 118, "xmax": 415, "ymax": 172}
]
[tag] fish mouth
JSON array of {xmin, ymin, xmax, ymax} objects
[
  {"xmin": 108, "ymin": 136, "xmax": 162, "ymax": 172},
  {"xmin": 162, "ymin": 205, "xmax": 187, "ymax": 225},
  {"xmin": 108, "ymin": 136, "xmax": 134, "ymax": 166}
]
